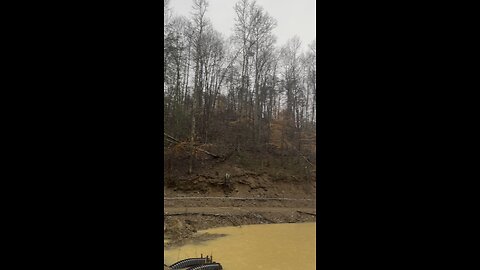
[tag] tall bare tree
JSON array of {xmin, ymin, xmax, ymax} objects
[{"xmin": 164, "ymin": 0, "xmax": 316, "ymax": 173}]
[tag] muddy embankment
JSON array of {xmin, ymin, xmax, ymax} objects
[
  {"xmin": 164, "ymin": 162, "xmax": 316, "ymax": 248},
  {"xmin": 164, "ymin": 206, "xmax": 316, "ymax": 248}
]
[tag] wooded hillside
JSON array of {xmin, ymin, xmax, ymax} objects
[{"xmin": 164, "ymin": 0, "xmax": 316, "ymax": 175}]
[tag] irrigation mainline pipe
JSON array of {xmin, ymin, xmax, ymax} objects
[{"xmin": 163, "ymin": 196, "xmax": 315, "ymax": 201}]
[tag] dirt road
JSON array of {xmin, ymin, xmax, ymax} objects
[
  {"xmin": 164, "ymin": 167, "xmax": 317, "ymax": 248},
  {"xmin": 165, "ymin": 206, "xmax": 316, "ymax": 215},
  {"xmin": 164, "ymin": 200, "xmax": 316, "ymax": 248}
]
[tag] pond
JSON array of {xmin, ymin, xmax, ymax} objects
[{"xmin": 164, "ymin": 222, "xmax": 316, "ymax": 270}]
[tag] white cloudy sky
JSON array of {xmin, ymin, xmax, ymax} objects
[{"xmin": 168, "ymin": 0, "xmax": 316, "ymax": 51}]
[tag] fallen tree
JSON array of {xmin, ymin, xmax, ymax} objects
[{"xmin": 164, "ymin": 132, "xmax": 222, "ymax": 159}]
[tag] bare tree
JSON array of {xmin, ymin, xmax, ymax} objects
[{"xmin": 163, "ymin": 0, "xmax": 316, "ymax": 173}]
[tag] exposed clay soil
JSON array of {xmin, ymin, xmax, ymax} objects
[
  {"xmin": 164, "ymin": 154, "xmax": 316, "ymax": 249},
  {"xmin": 163, "ymin": 140, "xmax": 318, "ymax": 254},
  {"xmin": 164, "ymin": 205, "xmax": 316, "ymax": 249}
]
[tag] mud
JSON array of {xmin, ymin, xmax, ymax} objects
[
  {"xmin": 164, "ymin": 152, "xmax": 316, "ymax": 249},
  {"xmin": 164, "ymin": 205, "xmax": 316, "ymax": 248}
]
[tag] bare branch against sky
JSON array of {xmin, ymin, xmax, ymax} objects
[{"xmin": 168, "ymin": 0, "xmax": 316, "ymax": 51}]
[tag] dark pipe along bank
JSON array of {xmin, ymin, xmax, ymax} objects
[
  {"xmin": 186, "ymin": 263, "xmax": 223, "ymax": 270},
  {"xmin": 170, "ymin": 258, "xmax": 210, "ymax": 269},
  {"xmin": 169, "ymin": 256, "xmax": 213, "ymax": 269}
]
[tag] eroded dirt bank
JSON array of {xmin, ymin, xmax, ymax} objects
[
  {"xmin": 164, "ymin": 178, "xmax": 316, "ymax": 248},
  {"xmin": 164, "ymin": 205, "xmax": 316, "ymax": 248},
  {"xmin": 164, "ymin": 149, "xmax": 316, "ymax": 249}
]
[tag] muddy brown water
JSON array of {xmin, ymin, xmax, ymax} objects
[{"xmin": 164, "ymin": 222, "xmax": 316, "ymax": 270}]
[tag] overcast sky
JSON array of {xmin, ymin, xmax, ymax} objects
[{"xmin": 168, "ymin": 0, "xmax": 316, "ymax": 51}]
